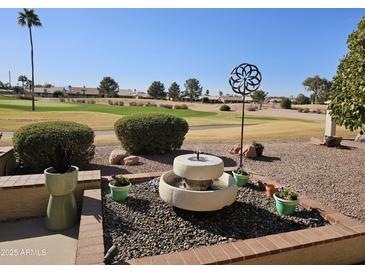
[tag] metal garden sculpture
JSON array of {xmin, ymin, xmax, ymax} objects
[{"xmin": 229, "ymin": 63, "xmax": 262, "ymax": 167}]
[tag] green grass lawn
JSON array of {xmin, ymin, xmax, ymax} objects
[{"xmin": 0, "ymin": 98, "xmax": 215, "ymax": 118}]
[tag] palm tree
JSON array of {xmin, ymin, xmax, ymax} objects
[{"xmin": 18, "ymin": 9, "xmax": 42, "ymax": 111}]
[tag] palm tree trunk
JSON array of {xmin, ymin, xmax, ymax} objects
[{"xmin": 29, "ymin": 26, "xmax": 35, "ymax": 111}]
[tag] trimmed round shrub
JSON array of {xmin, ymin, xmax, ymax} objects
[
  {"xmin": 13, "ymin": 121, "xmax": 95, "ymax": 173},
  {"xmin": 280, "ymin": 97, "xmax": 292, "ymax": 109},
  {"xmin": 114, "ymin": 113, "xmax": 189, "ymax": 154},
  {"xmin": 220, "ymin": 104, "xmax": 231, "ymax": 111}
]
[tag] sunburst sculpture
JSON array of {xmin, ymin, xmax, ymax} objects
[{"xmin": 229, "ymin": 63, "xmax": 262, "ymax": 166}]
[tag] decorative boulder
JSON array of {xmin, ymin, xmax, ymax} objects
[
  {"xmin": 229, "ymin": 144, "xmax": 241, "ymax": 155},
  {"xmin": 324, "ymin": 136, "xmax": 342, "ymax": 147},
  {"xmin": 242, "ymin": 144, "xmax": 257, "ymax": 158},
  {"xmin": 355, "ymin": 133, "xmax": 365, "ymax": 143},
  {"xmin": 109, "ymin": 149, "xmax": 129, "ymax": 165},
  {"xmin": 123, "ymin": 155, "xmax": 140, "ymax": 166}
]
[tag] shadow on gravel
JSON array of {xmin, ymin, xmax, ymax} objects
[
  {"xmin": 124, "ymin": 197, "xmax": 151, "ymax": 213},
  {"xmin": 252, "ymin": 155, "xmax": 281, "ymax": 162},
  {"xmin": 142, "ymin": 149, "xmax": 237, "ymax": 167},
  {"xmin": 336, "ymin": 145, "xmax": 358, "ymax": 150},
  {"xmin": 173, "ymin": 201, "xmax": 326, "ymax": 240},
  {"xmin": 86, "ymin": 163, "xmax": 129, "ymax": 176}
]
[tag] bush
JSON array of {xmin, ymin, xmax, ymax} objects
[
  {"xmin": 117, "ymin": 101, "xmax": 124, "ymax": 106},
  {"xmin": 59, "ymin": 98, "xmax": 65, "ymax": 103},
  {"xmin": 145, "ymin": 102, "xmax": 157, "ymax": 107},
  {"xmin": 280, "ymin": 97, "xmax": 292, "ymax": 109},
  {"xmin": 137, "ymin": 102, "xmax": 145, "ymax": 107},
  {"xmin": 129, "ymin": 101, "xmax": 137, "ymax": 106},
  {"xmin": 160, "ymin": 104, "xmax": 173, "ymax": 109},
  {"xmin": 88, "ymin": 99, "xmax": 96, "ymax": 104},
  {"xmin": 174, "ymin": 104, "xmax": 189, "ymax": 110},
  {"xmin": 220, "ymin": 104, "xmax": 231, "ymax": 111},
  {"xmin": 303, "ymin": 108, "xmax": 310, "ymax": 113},
  {"xmin": 108, "ymin": 100, "xmax": 114, "ymax": 105},
  {"xmin": 247, "ymin": 106, "xmax": 257, "ymax": 111},
  {"xmin": 114, "ymin": 113, "xmax": 188, "ymax": 154},
  {"xmin": 13, "ymin": 121, "xmax": 95, "ymax": 173},
  {"xmin": 315, "ymin": 109, "xmax": 322, "ymax": 114},
  {"xmin": 297, "ymin": 108, "xmax": 303, "ymax": 112}
]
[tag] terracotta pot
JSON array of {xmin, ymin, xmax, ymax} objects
[{"xmin": 264, "ymin": 183, "xmax": 278, "ymax": 197}]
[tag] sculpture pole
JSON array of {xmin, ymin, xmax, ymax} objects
[{"xmin": 229, "ymin": 63, "xmax": 262, "ymax": 167}]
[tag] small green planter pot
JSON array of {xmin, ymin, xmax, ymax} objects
[
  {"xmin": 109, "ymin": 183, "xmax": 131, "ymax": 202},
  {"xmin": 232, "ymin": 171, "xmax": 250, "ymax": 187},
  {"xmin": 274, "ymin": 193, "xmax": 299, "ymax": 216}
]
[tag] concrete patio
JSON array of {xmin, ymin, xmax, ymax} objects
[{"xmin": 0, "ymin": 217, "xmax": 78, "ymax": 264}]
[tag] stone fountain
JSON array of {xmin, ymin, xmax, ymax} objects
[{"xmin": 159, "ymin": 152, "xmax": 237, "ymax": 211}]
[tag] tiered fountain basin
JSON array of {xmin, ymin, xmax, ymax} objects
[{"xmin": 159, "ymin": 154, "xmax": 238, "ymax": 211}]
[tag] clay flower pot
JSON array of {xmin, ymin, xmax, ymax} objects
[{"xmin": 264, "ymin": 183, "xmax": 278, "ymax": 197}]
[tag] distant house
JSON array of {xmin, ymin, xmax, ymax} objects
[
  {"xmin": 135, "ymin": 92, "xmax": 152, "ymax": 99},
  {"xmin": 219, "ymin": 95, "xmax": 252, "ymax": 103},
  {"xmin": 118, "ymin": 89, "xmax": 134, "ymax": 98},
  {"xmin": 67, "ymin": 86, "xmax": 99, "ymax": 97},
  {"xmin": 34, "ymin": 87, "xmax": 65, "ymax": 97},
  {"xmin": 198, "ymin": 95, "xmax": 221, "ymax": 103}
]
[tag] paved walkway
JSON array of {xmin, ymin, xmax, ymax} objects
[{"xmin": 0, "ymin": 218, "xmax": 78, "ymax": 264}]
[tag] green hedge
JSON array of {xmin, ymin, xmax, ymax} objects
[
  {"xmin": 220, "ymin": 104, "xmax": 231, "ymax": 111},
  {"xmin": 280, "ymin": 97, "xmax": 292, "ymax": 109},
  {"xmin": 13, "ymin": 121, "xmax": 95, "ymax": 173},
  {"xmin": 114, "ymin": 113, "xmax": 189, "ymax": 154}
]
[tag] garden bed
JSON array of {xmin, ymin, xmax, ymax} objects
[{"xmin": 101, "ymin": 177, "xmax": 328, "ymax": 264}]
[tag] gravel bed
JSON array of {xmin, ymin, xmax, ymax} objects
[
  {"xmin": 92, "ymin": 141, "xmax": 365, "ymax": 223},
  {"xmin": 102, "ymin": 178, "xmax": 327, "ymax": 264}
]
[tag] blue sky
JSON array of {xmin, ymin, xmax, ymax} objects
[{"xmin": 0, "ymin": 8, "xmax": 364, "ymax": 96}]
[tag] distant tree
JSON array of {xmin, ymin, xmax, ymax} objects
[
  {"xmin": 18, "ymin": 8, "xmax": 42, "ymax": 111},
  {"xmin": 0, "ymin": 81, "xmax": 9, "ymax": 90},
  {"xmin": 280, "ymin": 97, "xmax": 292, "ymax": 109},
  {"xmin": 18, "ymin": 75, "xmax": 28, "ymax": 91},
  {"xmin": 167, "ymin": 82, "xmax": 180, "ymax": 101},
  {"xmin": 330, "ymin": 16, "xmax": 365, "ymax": 132},
  {"xmin": 219, "ymin": 91, "xmax": 223, "ymax": 96},
  {"xmin": 184, "ymin": 78, "xmax": 202, "ymax": 102},
  {"xmin": 53, "ymin": 90, "xmax": 63, "ymax": 98},
  {"xmin": 25, "ymin": 79, "xmax": 32, "ymax": 92},
  {"xmin": 295, "ymin": 93, "xmax": 311, "ymax": 105},
  {"xmin": 251, "ymin": 90, "xmax": 268, "ymax": 110},
  {"xmin": 98, "ymin": 76, "xmax": 119, "ymax": 97},
  {"xmin": 147, "ymin": 81, "xmax": 166, "ymax": 99},
  {"xmin": 302, "ymin": 76, "xmax": 331, "ymax": 104},
  {"xmin": 205, "ymin": 89, "xmax": 209, "ymax": 96}
]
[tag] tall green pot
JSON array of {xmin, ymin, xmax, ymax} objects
[{"xmin": 44, "ymin": 166, "xmax": 79, "ymax": 231}]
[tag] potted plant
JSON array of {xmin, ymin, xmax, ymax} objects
[
  {"xmin": 253, "ymin": 141, "xmax": 264, "ymax": 157},
  {"xmin": 232, "ymin": 166, "xmax": 250, "ymax": 187},
  {"xmin": 273, "ymin": 187, "xmax": 299, "ymax": 216},
  {"xmin": 109, "ymin": 173, "xmax": 131, "ymax": 202},
  {"xmin": 44, "ymin": 144, "xmax": 78, "ymax": 231}
]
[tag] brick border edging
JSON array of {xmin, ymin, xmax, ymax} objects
[
  {"xmin": 75, "ymin": 189, "xmax": 105, "ymax": 265},
  {"xmin": 75, "ymin": 171, "xmax": 365, "ymax": 265}
]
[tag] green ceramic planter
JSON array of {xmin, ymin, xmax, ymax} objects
[
  {"xmin": 274, "ymin": 193, "xmax": 299, "ymax": 216},
  {"xmin": 109, "ymin": 183, "xmax": 131, "ymax": 202},
  {"xmin": 232, "ymin": 171, "xmax": 250, "ymax": 187},
  {"xmin": 44, "ymin": 166, "xmax": 79, "ymax": 231}
]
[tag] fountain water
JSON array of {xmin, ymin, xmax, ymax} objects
[{"xmin": 159, "ymin": 153, "xmax": 238, "ymax": 211}]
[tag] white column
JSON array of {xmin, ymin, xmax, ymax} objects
[{"xmin": 325, "ymin": 110, "xmax": 336, "ymax": 137}]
